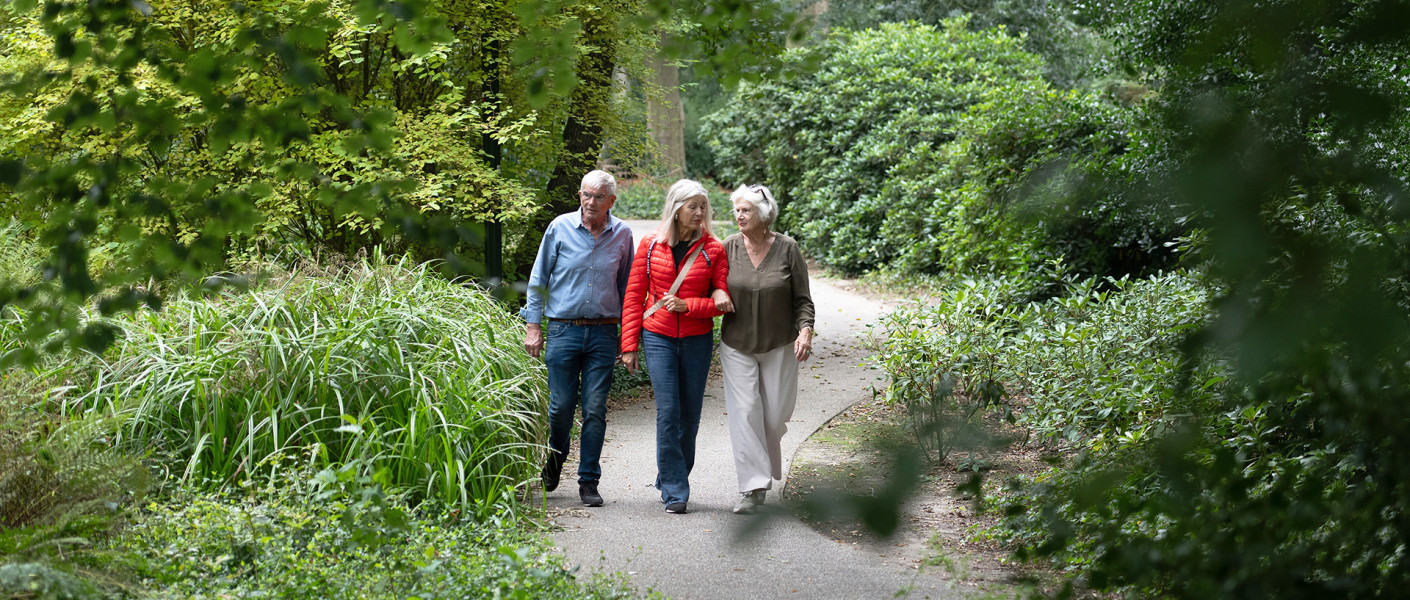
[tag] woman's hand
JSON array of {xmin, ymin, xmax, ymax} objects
[
  {"xmin": 795, "ymin": 327, "xmax": 813, "ymax": 362},
  {"xmin": 662, "ymin": 294, "xmax": 689, "ymax": 313},
  {"xmin": 711, "ymin": 289, "xmax": 734, "ymax": 313},
  {"xmin": 620, "ymin": 351, "xmax": 639, "ymax": 373}
]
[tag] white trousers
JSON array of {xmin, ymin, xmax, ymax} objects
[{"xmin": 720, "ymin": 341, "xmax": 799, "ymax": 493}]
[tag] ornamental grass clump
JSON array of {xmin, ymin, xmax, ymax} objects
[{"xmin": 58, "ymin": 257, "xmax": 545, "ymax": 516}]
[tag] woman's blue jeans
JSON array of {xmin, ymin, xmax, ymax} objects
[
  {"xmin": 642, "ymin": 330, "xmax": 714, "ymax": 505},
  {"xmin": 544, "ymin": 321, "xmax": 618, "ymax": 484}
]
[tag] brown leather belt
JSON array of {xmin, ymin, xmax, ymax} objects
[{"xmin": 548, "ymin": 317, "xmax": 620, "ymax": 326}]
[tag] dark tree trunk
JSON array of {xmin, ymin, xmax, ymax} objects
[
  {"xmin": 512, "ymin": 14, "xmax": 616, "ymax": 279},
  {"xmin": 483, "ymin": 38, "xmax": 504, "ymax": 282}
]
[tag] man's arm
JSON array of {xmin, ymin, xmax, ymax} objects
[{"xmin": 521, "ymin": 222, "xmax": 559, "ymax": 358}]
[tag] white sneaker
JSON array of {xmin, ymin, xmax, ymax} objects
[{"xmin": 731, "ymin": 489, "xmax": 766, "ymax": 514}]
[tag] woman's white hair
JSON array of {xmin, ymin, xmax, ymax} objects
[
  {"xmin": 580, "ymin": 169, "xmax": 617, "ymax": 197},
  {"xmin": 655, "ymin": 179, "xmax": 713, "ymax": 246},
  {"xmin": 730, "ymin": 184, "xmax": 778, "ymax": 228}
]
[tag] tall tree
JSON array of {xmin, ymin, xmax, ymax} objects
[
  {"xmin": 646, "ymin": 36, "xmax": 686, "ymax": 176},
  {"xmin": 538, "ymin": 5, "xmax": 625, "ymax": 245}
]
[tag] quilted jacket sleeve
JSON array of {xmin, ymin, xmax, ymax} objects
[
  {"xmin": 684, "ymin": 237, "xmax": 730, "ymax": 318},
  {"xmin": 619, "ymin": 235, "xmax": 655, "ymax": 354}
]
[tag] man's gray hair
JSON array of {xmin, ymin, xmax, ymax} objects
[
  {"xmin": 656, "ymin": 179, "xmax": 713, "ymax": 246},
  {"xmin": 730, "ymin": 184, "xmax": 778, "ymax": 228},
  {"xmin": 581, "ymin": 170, "xmax": 617, "ymax": 197}
]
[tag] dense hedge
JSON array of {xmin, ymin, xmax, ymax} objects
[{"xmin": 702, "ymin": 19, "xmax": 1181, "ymax": 280}]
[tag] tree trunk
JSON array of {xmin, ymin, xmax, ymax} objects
[
  {"xmin": 483, "ymin": 38, "xmax": 504, "ymax": 282},
  {"xmin": 515, "ymin": 14, "xmax": 617, "ymax": 278},
  {"xmin": 647, "ymin": 38, "xmax": 685, "ymax": 176}
]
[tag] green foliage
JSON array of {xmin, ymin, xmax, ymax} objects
[
  {"xmin": 704, "ymin": 20, "xmax": 1162, "ymax": 279},
  {"xmin": 704, "ymin": 20, "xmax": 1040, "ymax": 274},
  {"xmin": 987, "ymin": 1, "xmax": 1410, "ymax": 597},
  {"xmin": 680, "ymin": 67, "xmax": 730, "ymax": 179},
  {"xmin": 643, "ymin": 0, "xmax": 814, "ymax": 89},
  {"xmin": 820, "ymin": 0, "xmax": 1114, "ymax": 88},
  {"xmin": 0, "ymin": 220, "xmax": 43, "ymax": 289},
  {"xmin": 11, "ymin": 255, "xmax": 545, "ymax": 517},
  {"xmin": 107, "ymin": 460, "xmax": 636, "ymax": 600},
  {"xmin": 0, "ymin": 563, "xmax": 98, "ymax": 600},
  {"xmin": 609, "ymin": 177, "xmax": 731, "ymax": 220},
  {"xmin": 0, "ymin": 0, "xmax": 470, "ymax": 363},
  {"xmin": 0, "ymin": 387, "xmax": 151, "ymax": 599},
  {"xmin": 872, "ymin": 270, "xmax": 1216, "ymax": 464},
  {"xmin": 0, "ymin": 0, "xmax": 829, "ymax": 363},
  {"xmin": 868, "ymin": 280, "xmax": 1020, "ymax": 464}
]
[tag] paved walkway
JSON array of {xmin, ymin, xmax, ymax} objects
[{"xmin": 535, "ymin": 221, "xmax": 978, "ymax": 600}]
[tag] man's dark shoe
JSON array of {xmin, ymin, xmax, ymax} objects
[
  {"xmin": 664, "ymin": 501, "xmax": 687, "ymax": 514},
  {"xmin": 580, "ymin": 482, "xmax": 604, "ymax": 507},
  {"xmin": 541, "ymin": 457, "xmax": 563, "ymax": 492}
]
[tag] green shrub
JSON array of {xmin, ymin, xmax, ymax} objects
[
  {"xmin": 107, "ymin": 459, "xmax": 635, "ymax": 600},
  {"xmin": 611, "ymin": 177, "xmax": 733, "ymax": 220},
  {"xmin": 0, "ymin": 389, "xmax": 152, "ymax": 599},
  {"xmin": 705, "ymin": 19, "xmax": 1043, "ymax": 275},
  {"xmin": 819, "ymin": 0, "xmax": 1115, "ymax": 89},
  {"xmin": 873, "ymin": 270, "xmax": 1218, "ymax": 457},
  {"xmin": 24, "ymin": 255, "xmax": 544, "ymax": 518},
  {"xmin": 0, "ymin": 219, "xmax": 43, "ymax": 289},
  {"xmin": 0, "ymin": 563, "xmax": 98, "ymax": 600},
  {"xmin": 702, "ymin": 20, "xmax": 1164, "ymax": 280}
]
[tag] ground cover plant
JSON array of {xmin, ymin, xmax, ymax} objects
[{"xmin": 103, "ymin": 459, "xmax": 636, "ymax": 600}]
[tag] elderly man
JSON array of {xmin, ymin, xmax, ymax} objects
[{"xmin": 521, "ymin": 169, "xmax": 635, "ymax": 507}]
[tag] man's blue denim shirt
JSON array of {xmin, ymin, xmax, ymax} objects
[{"xmin": 519, "ymin": 210, "xmax": 635, "ymax": 324}]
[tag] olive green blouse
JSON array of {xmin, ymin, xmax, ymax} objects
[{"xmin": 720, "ymin": 233, "xmax": 816, "ymax": 354}]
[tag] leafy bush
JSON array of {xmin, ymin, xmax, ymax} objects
[
  {"xmin": 872, "ymin": 270, "xmax": 1219, "ymax": 464},
  {"xmin": 106, "ymin": 458, "xmax": 635, "ymax": 600},
  {"xmin": 0, "ymin": 219, "xmax": 42, "ymax": 289},
  {"xmin": 868, "ymin": 278, "xmax": 1026, "ymax": 464},
  {"xmin": 14, "ymin": 255, "xmax": 545, "ymax": 518},
  {"xmin": 703, "ymin": 20, "xmax": 1167, "ymax": 280},
  {"xmin": 819, "ymin": 0, "xmax": 1114, "ymax": 88},
  {"xmin": 610, "ymin": 177, "xmax": 733, "ymax": 220},
  {"xmin": 995, "ymin": 2, "xmax": 1410, "ymax": 597},
  {"xmin": 0, "ymin": 385, "xmax": 151, "ymax": 599},
  {"xmin": 704, "ymin": 20, "xmax": 1042, "ymax": 274}
]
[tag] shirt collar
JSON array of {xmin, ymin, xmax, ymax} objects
[{"xmin": 573, "ymin": 208, "xmax": 619, "ymax": 233}]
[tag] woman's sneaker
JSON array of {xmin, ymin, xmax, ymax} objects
[{"xmin": 731, "ymin": 489, "xmax": 766, "ymax": 514}]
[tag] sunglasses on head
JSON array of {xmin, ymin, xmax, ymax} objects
[{"xmin": 748, "ymin": 184, "xmax": 774, "ymax": 204}]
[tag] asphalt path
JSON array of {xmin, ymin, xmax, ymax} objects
[{"xmin": 536, "ymin": 220, "xmax": 979, "ymax": 600}]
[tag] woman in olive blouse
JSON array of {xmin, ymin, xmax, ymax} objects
[{"xmin": 711, "ymin": 184, "xmax": 816, "ymax": 515}]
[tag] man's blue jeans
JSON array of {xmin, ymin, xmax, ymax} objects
[
  {"xmin": 544, "ymin": 321, "xmax": 618, "ymax": 484},
  {"xmin": 641, "ymin": 330, "xmax": 714, "ymax": 505}
]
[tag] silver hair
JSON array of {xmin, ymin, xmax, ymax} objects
[
  {"xmin": 655, "ymin": 179, "xmax": 714, "ymax": 246},
  {"xmin": 580, "ymin": 169, "xmax": 617, "ymax": 197},
  {"xmin": 730, "ymin": 184, "xmax": 778, "ymax": 228}
]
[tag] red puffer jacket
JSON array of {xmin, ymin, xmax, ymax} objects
[{"xmin": 620, "ymin": 233, "xmax": 729, "ymax": 353}]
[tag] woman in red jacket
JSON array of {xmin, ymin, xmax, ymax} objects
[{"xmin": 620, "ymin": 178, "xmax": 729, "ymax": 514}]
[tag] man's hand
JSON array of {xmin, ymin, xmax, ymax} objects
[
  {"xmin": 524, "ymin": 323, "xmax": 544, "ymax": 358},
  {"xmin": 621, "ymin": 351, "xmax": 639, "ymax": 373}
]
